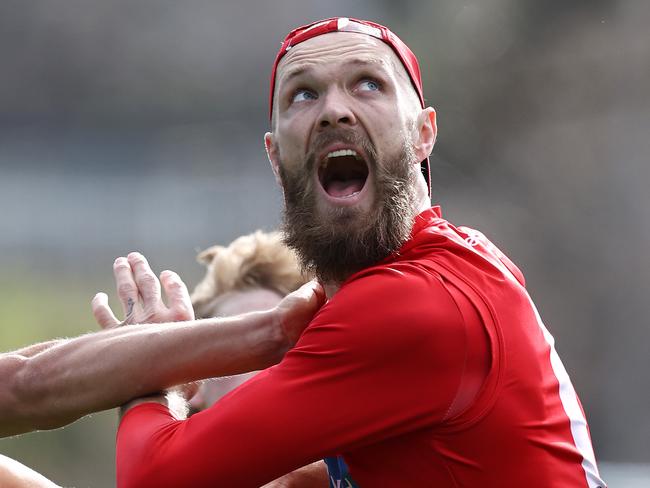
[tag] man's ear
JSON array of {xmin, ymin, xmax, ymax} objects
[
  {"xmin": 413, "ymin": 107, "xmax": 437, "ymax": 163},
  {"xmin": 264, "ymin": 132, "xmax": 283, "ymax": 187}
]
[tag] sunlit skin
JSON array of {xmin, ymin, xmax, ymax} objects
[
  {"xmin": 0, "ymin": 454, "xmax": 59, "ymax": 488},
  {"xmin": 264, "ymin": 31, "xmax": 437, "ymax": 222}
]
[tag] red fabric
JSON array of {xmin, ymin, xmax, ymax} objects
[{"xmin": 116, "ymin": 207, "xmax": 604, "ymax": 488}]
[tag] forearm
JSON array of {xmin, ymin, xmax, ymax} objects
[
  {"xmin": 262, "ymin": 462, "xmax": 329, "ymax": 488},
  {"xmin": 0, "ymin": 454, "xmax": 60, "ymax": 488},
  {"xmin": 3, "ymin": 310, "xmax": 285, "ymax": 436},
  {"xmin": 11, "ymin": 339, "xmax": 62, "ymax": 358}
]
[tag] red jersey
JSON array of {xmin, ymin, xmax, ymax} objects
[{"xmin": 116, "ymin": 207, "xmax": 605, "ymax": 487}]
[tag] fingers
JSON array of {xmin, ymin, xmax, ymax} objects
[
  {"xmin": 306, "ymin": 280, "xmax": 327, "ymax": 307},
  {"xmin": 113, "ymin": 256, "xmax": 140, "ymax": 320},
  {"xmin": 275, "ymin": 280, "xmax": 327, "ymax": 347},
  {"xmin": 91, "ymin": 292, "xmax": 120, "ymax": 329},
  {"xmin": 161, "ymin": 270, "xmax": 194, "ymax": 321},
  {"xmin": 294, "ymin": 280, "xmax": 327, "ymax": 308},
  {"xmin": 128, "ymin": 252, "xmax": 162, "ymax": 315},
  {"xmin": 112, "ymin": 253, "xmax": 190, "ymax": 324}
]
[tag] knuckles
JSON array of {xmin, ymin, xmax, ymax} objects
[
  {"xmin": 117, "ymin": 283, "xmax": 136, "ymax": 298},
  {"xmin": 164, "ymin": 279, "xmax": 185, "ymax": 292},
  {"xmin": 137, "ymin": 273, "xmax": 159, "ymax": 290}
]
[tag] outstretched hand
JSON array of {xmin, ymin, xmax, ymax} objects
[
  {"xmin": 91, "ymin": 252, "xmax": 194, "ymax": 329},
  {"xmin": 91, "ymin": 252, "xmax": 198, "ymax": 413}
]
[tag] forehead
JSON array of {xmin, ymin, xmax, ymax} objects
[{"xmin": 276, "ymin": 31, "xmax": 401, "ymax": 83}]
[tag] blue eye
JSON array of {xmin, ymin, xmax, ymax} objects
[
  {"xmin": 292, "ymin": 89, "xmax": 317, "ymax": 103},
  {"xmin": 358, "ymin": 79, "xmax": 380, "ymax": 92}
]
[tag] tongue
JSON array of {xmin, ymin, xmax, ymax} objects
[{"xmin": 326, "ymin": 178, "xmax": 365, "ymax": 198}]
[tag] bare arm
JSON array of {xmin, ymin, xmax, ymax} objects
[
  {"xmin": 10, "ymin": 340, "xmax": 63, "ymax": 358},
  {"xmin": 262, "ymin": 462, "xmax": 329, "ymax": 488},
  {"xmin": 0, "ymin": 454, "xmax": 60, "ymax": 488},
  {"xmin": 0, "ymin": 254, "xmax": 324, "ymax": 437},
  {"xmin": 0, "ymin": 311, "xmax": 282, "ymax": 436}
]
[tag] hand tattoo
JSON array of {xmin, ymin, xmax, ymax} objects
[{"xmin": 119, "ymin": 297, "xmax": 136, "ymax": 327}]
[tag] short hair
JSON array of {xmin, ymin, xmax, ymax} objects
[{"xmin": 191, "ymin": 230, "xmax": 312, "ymax": 318}]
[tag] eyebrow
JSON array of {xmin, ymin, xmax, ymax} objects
[{"xmin": 280, "ymin": 57, "xmax": 389, "ymax": 86}]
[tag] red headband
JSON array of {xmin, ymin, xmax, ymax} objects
[{"xmin": 269, "ymin": 17, "xmax": 425, "ymax": 119}]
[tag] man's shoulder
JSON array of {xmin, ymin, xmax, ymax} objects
[
  {"xmin": 343, "ymin": 258, "xmax": 440, "ymax": 297},
  {"xmin": 405, "ymin": 211, "xmax": 527, "ymax": 289},
  {"xmin": 324, "ymin": 259, "xmax": 463, "ymax": 330},
  {"xmin": 301, "ymin": 258, "xmax": 473, "ymax": 366}
]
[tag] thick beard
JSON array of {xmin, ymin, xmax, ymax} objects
[{"xmin": 279, "ymin": 132, "xmax": 420, "ymax": 284}]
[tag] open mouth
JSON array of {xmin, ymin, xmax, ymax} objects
[{"xmin": 317, "ymin": 149, "xmax": 369, "ymax": 199}]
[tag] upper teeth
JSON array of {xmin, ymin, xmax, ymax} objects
[{"xmin": 326, "ymin": 149, "xmax": 358, "ymax": 159}]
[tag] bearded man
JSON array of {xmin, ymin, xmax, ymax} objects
[{"xmin": 111, "ymin": 18, "xmax": 606, "ymax": 488}]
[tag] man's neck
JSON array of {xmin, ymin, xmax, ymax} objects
[{"xmin": 415, "ymin": 176, "xmax": 432, "ymax": 214}]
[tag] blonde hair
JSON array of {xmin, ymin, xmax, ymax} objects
[{"xmin": 191, "ymin": 231, "xmax": 311, "ymax": 318}]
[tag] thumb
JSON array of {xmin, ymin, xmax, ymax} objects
[
  {"xmin": 295, "ymin": 280, "xmax": 326, "ymax": 309},
  {"xmin": 91, "ymin": 292, "xmax": 120, "ymax": 329}
]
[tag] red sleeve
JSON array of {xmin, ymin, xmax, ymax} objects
[{"xmin": 116, "ymin": 263, "xmax": 487, "ymax": 487}]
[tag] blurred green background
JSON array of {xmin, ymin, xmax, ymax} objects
[
  {"xmin": 1, "ymin": 0, "xmax": 649, "ymax": 486},
  {"xmin": 0, "ymin": 274, "xmax": 117, "ymax": 485}
]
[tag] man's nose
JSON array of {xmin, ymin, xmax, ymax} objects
[{"xmin": 317, "ymin": 90, "xmax": 357, "ymax": 129}]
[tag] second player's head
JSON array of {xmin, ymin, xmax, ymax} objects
[{"xmin": 190, "ymin": 230, "xmax": 311, "ymax": 409}]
